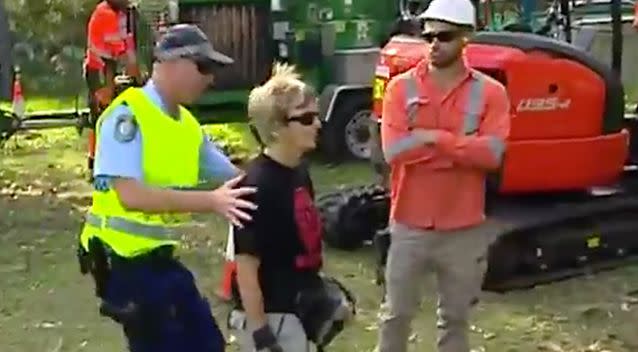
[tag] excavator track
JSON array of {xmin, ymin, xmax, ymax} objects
[
  {"xmin": 332, "ymin": 169, "xmax": 638, "ymax": 293},
  {"xmin": 317, "ymin": 184, "xmax": 389, "ymax": 250},
  {"xmin": 483, "ymin": 187, "xmax": 638, "ymax": 292}
]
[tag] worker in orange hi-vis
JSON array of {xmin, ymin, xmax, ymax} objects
[
  {"xmin": 83, "ymin": 0, "xmax": 140, "ymax": 180},
  {"xmin": 375, "ymin": 0, "xmax": 511, "ymax": 351}
]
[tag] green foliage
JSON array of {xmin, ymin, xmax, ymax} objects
[
  {"xmin": 5, "ymin": 0, "xmax": 94, "ymax": 97},
  {"xmin": 203, "ymin": 123, "xmax": 259, "ymax": 164},
  {"xmin": 3, "ymin": 0, "xmax": 168, "ymax": 98}
]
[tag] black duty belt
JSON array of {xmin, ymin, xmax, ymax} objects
[{"xmin": 108, "ymin": 245, "xmax": 176, "ymax": 266}]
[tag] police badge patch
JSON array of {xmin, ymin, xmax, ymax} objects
[{"xmin": 114, "ymin": 114, "xmax": 137, "ymax": 143}]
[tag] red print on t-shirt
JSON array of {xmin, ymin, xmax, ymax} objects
[{"xmin": 293, "ymin": 187, "xmax": 323, "ymax": 270}]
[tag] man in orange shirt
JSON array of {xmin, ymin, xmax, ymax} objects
[
  {"xmin": 375, "ymin": 0, "xmax": 510, "ymax": 351},
  {"xmin": 84, "ymin": 0, "xmax": 140, "ymax": 178}
]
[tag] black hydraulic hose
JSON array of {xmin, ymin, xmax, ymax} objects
[
  {"xmin": 559, "ymin": 0, "xmax": 571, "ymax": 43},
  {"xmin": 610, "ymin": 0, "xmax": 622, "ymax": 76}
]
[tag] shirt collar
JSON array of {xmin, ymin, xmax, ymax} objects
[
  {"xmin": 142, "ymin": 79, "xmax": 180, "ymax": 119},
  {"xmin": 415, "ymin": 56, "xmax": 475, "ymax": 81}
]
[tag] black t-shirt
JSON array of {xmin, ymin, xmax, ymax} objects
[{"xmin": 231, "ymin": 153, "xmax": 323, "ymax": 313}]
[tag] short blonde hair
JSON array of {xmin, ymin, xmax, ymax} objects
[{"xmin": 247, "ymin": 62, "xmax": 316, "ymax": 145}]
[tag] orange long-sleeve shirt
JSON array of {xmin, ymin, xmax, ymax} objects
[
  {"xmin": 84, "ymin": 1, "xmax": 134, "ymax": 70},
  {"xmin": 381, "ymin": 59, "xmax": 511, "ymax": 231}
]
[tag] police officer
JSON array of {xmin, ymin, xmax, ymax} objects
[{"xmin": 78, "ymin": 24, "xmax": 257, "ymax": 352}]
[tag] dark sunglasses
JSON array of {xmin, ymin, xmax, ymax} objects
[
  {"xmin": 287, "ymin": 112, "xmax": 319, "ymax": 126},
  {"xmin": 421, "ymin": 30, "xmax": 464, "ymax": 43}
]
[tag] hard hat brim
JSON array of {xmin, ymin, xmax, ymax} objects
[{"xmin": 419, "ymin": 16, "xmax": 475, "ymax": 28}]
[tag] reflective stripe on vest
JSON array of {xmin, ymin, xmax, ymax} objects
[
  {"xmin": 85, "ymin": 213, "xmax": 178, "ymax": 241},
  {"xmin": 383, "ymin": 72, "xmax": 485, "ymax": 163}
]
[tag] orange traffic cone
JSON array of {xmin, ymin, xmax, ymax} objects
[
  {"xmin": 11, "ymin": 67, "xmax": 25, "ymax": 119},
  {"xmin": 87, "ymin": 129, "xmax": 96, "ymax": 174},
  {"xmin": 216, "ymin": 223, "xmax": 237, "ymax": 302}
]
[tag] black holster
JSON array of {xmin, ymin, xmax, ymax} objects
[
  {"xmin": 77, "ymin": 235, "xmax": 181, "ymax": 342},
  {"xmin": 76, "ymin": 237, "xmax": 110, "ymax": 298}
]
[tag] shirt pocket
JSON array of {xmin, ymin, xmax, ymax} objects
[
  {"xmin": 450, "ymin": 105, "xmax": 483, "ymax": 136},
  {"xmin": 409, "ymin": 98, "xmax": 439, "ymax": 129}
]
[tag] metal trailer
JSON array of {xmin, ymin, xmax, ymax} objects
[{"xmin": 174, "ymin": 0, "xmax": 399, "ymax": 161}]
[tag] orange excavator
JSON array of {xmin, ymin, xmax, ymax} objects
[{"xmin": 318, "ymin": 0, "xmax": 638, "ymax": 292}]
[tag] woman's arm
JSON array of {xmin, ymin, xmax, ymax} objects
[
  {"xmin": 232, "ymin": 178, "xmax": 267, "ymax": 327},
  {"xmin": 235, "ymin": 254, "xmax": 267, "ymax": 328},
  {"xmin": 232, "ymin": 179, "xmax": 284, "ymax": 350}
]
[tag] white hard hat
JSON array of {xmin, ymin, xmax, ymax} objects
[{"xmin": 419, "ymin": 0, "xmax": 476, "ymax": 28}]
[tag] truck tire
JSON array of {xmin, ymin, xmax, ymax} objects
[
  {"xmin": 320, "ymin": 93, "xmax": 373, "ymax": 161},
  {"xmin": 317, "ymin": 184, "xmax": 390, "ymax": 250},
  {"xmin": 0, "ymin": 0, "xmax": 12, "ymax": 101}
]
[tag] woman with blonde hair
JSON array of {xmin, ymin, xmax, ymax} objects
[{"xmin": 226, "ymin": 63, "xmax": 354, "ymax": 352}]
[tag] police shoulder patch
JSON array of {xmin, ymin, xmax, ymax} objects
[{"xmin": 113, "ymin": 114, "xmax": 138, "ymax": 143}]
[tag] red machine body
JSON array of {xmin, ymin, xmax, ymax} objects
[{"xmin": 372, "ymin": 34, "xmax": 629, "ymax": 194}]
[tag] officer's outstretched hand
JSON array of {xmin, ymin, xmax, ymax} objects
[{"xmin": 210, "ymin": 174, "xmax": 257, "ymax": 228}]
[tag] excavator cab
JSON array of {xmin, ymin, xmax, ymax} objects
[{"xmin": 373, "ymin": 0, "xmax": 631, "ymax": 193}]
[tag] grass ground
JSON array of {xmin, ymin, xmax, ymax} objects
[{"xmin": 2, "ymin": 125, "xmax": 638, "ymax": 352}]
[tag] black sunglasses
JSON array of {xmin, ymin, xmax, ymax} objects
[
  {"xmin": 287, "ymin": 112, "xmax": 319, "ymax": 126},
  {"xmin": 421, "ymin": 30, "xmax": 464, "ymax": 43}
]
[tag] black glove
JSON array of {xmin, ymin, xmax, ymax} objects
[{"xmin": 253, "ymin": 324, "xmax": 283, "ymax": 352}]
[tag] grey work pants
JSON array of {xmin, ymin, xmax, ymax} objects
[
  {"xmin": 377, "ymin": 221, "xmax": 495, "ymax": 352},
  {"xmin": 228, "ymin": 310, "xmax": 317, "ymax": 352}
]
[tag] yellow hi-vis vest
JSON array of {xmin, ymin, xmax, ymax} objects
[{"xmin": 80, "ymin": 87, "xmax": 203, "ymax": 258}]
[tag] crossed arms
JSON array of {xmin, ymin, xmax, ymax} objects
[{"xmin": 381, "ymin": 76, "xmax": 511, "ymax": 170}]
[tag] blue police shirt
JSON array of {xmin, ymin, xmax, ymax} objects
[{"xmin": 93, "ymin": 80, "xmax": 238, "ymax": 190}]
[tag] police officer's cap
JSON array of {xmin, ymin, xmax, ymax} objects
[{"xmin": 154, "ymin": 24, "xmax": 234, "ymax": 67}]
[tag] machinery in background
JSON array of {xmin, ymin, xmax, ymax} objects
[
  {"xmin": 174, "ymin": 0, "xmax": 400, "ymax": 161},
  {"xmin": 2, "ymin": 0, "xmax": 635, "ymax": 158},
  {"xmin": 0, "ymin": 0, "xmax": 398, "ymax": 161},
  {"xmin": 317, "ymin": 0, "xmax": 638, "ymax": 292}
]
